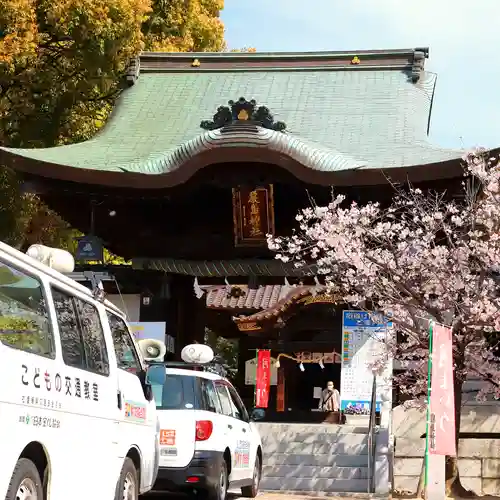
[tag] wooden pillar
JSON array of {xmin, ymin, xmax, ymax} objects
[
  {"xmin": 276, "ymin": 364, "xmax": 285, "ymax": 412},
  {"xmin": 284, "ymin": 356, "xmax": 298, "ymax": 411}
]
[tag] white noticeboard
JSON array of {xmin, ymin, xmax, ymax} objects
[
  {"xmin": 245, "ymin": 357, "xmax": 278, "ymax": 386},
  {"xmin": 340, "ymin": 311, "xmax": 391, "ymax": 414},
  {"xmin": 129, "ymin": 322, "xmax": 174, "ymax": 353}
]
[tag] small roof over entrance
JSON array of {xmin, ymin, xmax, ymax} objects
[
  {"xmin": 203, "ymin": 283, "xmax": 341, "ymax": 333},
  {"xmin": 0, "ymin": 48, "xmax": 468, "ymax": 188}
]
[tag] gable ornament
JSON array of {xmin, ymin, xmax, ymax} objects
[{"xmin": 200, "ymin": 97, "xmax": 287, "ymax": 132}]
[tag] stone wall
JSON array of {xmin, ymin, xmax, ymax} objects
[
  {"xmin": 392, "ymin": 405, "xmax": 500, "ymax": 495},
  {"xmin": 393, "ymin": 404, "xmax": 500, "ymax": 440},
  {"xmin": 394, "ymin": 438, "xmax": 500, "ymax": 495}
]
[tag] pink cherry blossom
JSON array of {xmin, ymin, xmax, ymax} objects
[{"xmin": 268, "ymin": 148, "xmax": 500, "ymax": 410}]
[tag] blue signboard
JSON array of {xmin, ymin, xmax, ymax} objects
[
  {"xmin": 75, "ymin": 236, "xmax": 103, "ymax": 262},
  {"xmin": 342, "ymin": 310, "xmax": 392, "ymax": 328},
  {"xmin": 341, "ymin": 400, "xmax": 382, "ymax": 412},
  {"xmin": 340, "ymin": 310, "xmax": 391, "ymax": 414}
]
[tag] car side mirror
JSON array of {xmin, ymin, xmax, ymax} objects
[
  {"xmin": 144, "ymin": 384, "xmax": 154, "ymax": 402},
  {"xmin": 146, "ymin": 364, "xmax": 166, "ymax": 386},
  {"xmin": 250, "ymin": 408, "xmax": 265, "ymax": 421}
]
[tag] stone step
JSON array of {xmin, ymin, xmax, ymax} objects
[
  {"xmin": 260, "ymin": 476, "xmax": 369, "ymax": 493},
  {"xmin": 261, "ymin": 433, "xmax": 369, "ymax": 447},
  {"xmin": 257, "ymin": 421, "xmax": 373, "ymax": 493},
  {"xmin": 263, "ymin": 452, "xmax": 369, "ymax": 468},
  {"xmin": 262, "ymin": 465, "xmax": 369, "ymax": 479},
  {"xmin": 260, "ymin": 441, "xmax": 369, "ymax": 455},
  {"xmin": 345, "ymin": 415, "xmax": 370, "ymax": 425},
  {"xmin": 256, "ymin": 423, "xmax": 368, "ymax": 435}
]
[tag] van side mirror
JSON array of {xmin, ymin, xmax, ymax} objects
[
  {"xmin": 250, "ymin": 408, "xmax": 265, "ymax": 421},
  {"xmin": 146, "ymin": 365, "xmax": 166, "ymax": 386}
]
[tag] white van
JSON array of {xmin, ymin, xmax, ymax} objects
[{"xmin": 0, "ymin": 242, "xmax": 164, "ymax": 500}]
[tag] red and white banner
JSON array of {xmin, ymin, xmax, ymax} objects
[
  {"xmin": 255, "ymin": 350, "xmax": 271, "ymax": 408},
  {"xmin": 429, "ymin": 324, "xmax": 457, "ymax": 456}
]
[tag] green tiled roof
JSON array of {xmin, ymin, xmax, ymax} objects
[{"xmin": 0, "ymin": 48, "xmax": 464, "ymax": 179}]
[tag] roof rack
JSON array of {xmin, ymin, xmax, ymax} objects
[
  {"xmin": 150, "ymin": 360, "xmax": 233, "ymax": 374},
  {"xmin": 152, "ymin": 361, "xmax": 213, "ymax": 370},
  {"xmin": 168, "ymin": 361, "xmax": 207, "ymax": 370},
  {"xmin": 66, "ymin": 271, "xmax": 110, "ymax": 301},
  {"xmin": 66, "ymin": 271, "xmax": 115, "ymax": 283}
]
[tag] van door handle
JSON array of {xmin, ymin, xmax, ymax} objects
[
  {"xmin": 242, "ymin": 428, "xmax": 247, "ymax": 433},
  {"xmin": 228, "ymin": 424, "xmax": 233, "ymax": 429},
  {"xmin": 117, "ymin": 391, "xmax": 123, "ymax": 410}
]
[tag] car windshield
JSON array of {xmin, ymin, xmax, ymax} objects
[{"xmin": 151, "ymin": 373, "xmax": 197, "ymax": 410}]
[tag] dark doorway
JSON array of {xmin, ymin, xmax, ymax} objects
[{"xmin": 288, "ymin": 362, "xmax": 341, "ymax": 411}]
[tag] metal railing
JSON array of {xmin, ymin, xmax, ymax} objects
[{"xmin": 367, "ymin": 375, "xmax": 377, "ymax": 493}]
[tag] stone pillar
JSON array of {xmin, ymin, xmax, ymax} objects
[
  {"xmin": 374, "ymin": 340, "xmax": 394, "ymax": 495},
  {"xmin": 374, "ymin": 398, "xmax": 392, "ymax": 494}
]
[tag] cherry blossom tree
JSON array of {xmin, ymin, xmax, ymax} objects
[{"xmin": 268, "ymin": 149, "xmax": 500, "ymax": 496}]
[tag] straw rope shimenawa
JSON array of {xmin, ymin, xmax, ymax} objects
[{"xmin": 273, "ymin": 352, "xmax": 341, "ymax": 369}]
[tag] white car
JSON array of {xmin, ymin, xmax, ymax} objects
[{"xmin": 149, "ymin": 362, "xmax": 263, "ymax": 500}]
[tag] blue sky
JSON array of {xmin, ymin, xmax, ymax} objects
[{"xmin": 221, "ymin": 0, "xmax": 500, "ymax": 150}]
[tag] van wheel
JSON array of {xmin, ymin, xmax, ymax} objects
[
  {"xmin": 5, "ymin": 458, "xmax": 43, "ymax": 500},
  {"xmin": 209, "ymin": 458, "xmax": 228, "ymax": 500},
  {"xmin": 241, "ymin": 454, "xmax": 261, "ymax": 498},
  {"xmin": 115, "ymin": 458, "xmax": 138, "ymax": 500}
]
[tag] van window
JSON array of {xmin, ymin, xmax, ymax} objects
[
  {"xmin": 52, "ymin": 288, "xmax": 109, "ymax": 376},
  {"xmin": 200, "ymin": 378, "xmax": 222, "ymax": 413},
  {"xmin": 227, "ymin": 384, "xmax": 249, "ymax": 421},
  {"xmin": 107, "ymin": 312, "xmax": 141, "ymax": 374},
  {"xmin": 77, "ymin": 299, "xmax": 109, "ymax": 375},
  {"xmin": 0, "ymin": 259, "xmax": 54, "ymax": 357},
  {"xmin": 52, "ymin": 289, "xmax": 84, "ymax": 367},
  {"xmin": 214, "ymin": 383, "xmax": 233, "ymax": 417},
  {"xmin": 152, "ymin": 373, "xmax": 196, "ymax": 410}
]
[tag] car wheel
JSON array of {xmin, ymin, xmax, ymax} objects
[
  {"xmin": 209, "ymin": 458, "xmax": 228, "ymax": 500},
  {"xmin": 43, "ymin": 466, "xmax": 49, "ymax": 499},
  {"xmin": 115, "ymin": 457, "xmax": 139, "ymax": 500},
  {"xmin": 5, "ymin": 458, "xmax": 44, "ymax": 500},
  {"xmin": 241, "ymin": 454, "xmax": 261, "ymax": 498}
]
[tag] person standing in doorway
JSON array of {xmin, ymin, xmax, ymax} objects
[{"xmin": 319, "ymin": 381, "xmax": 340, "ymax": 412}]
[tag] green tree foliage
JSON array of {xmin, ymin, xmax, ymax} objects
[
  {"xmin": 204, "ymin": 328, "xmax": 238, "ymax": 380},
  {"xmin": 0, "ymin": 0, "xmax": 226, "ymax": 248},
  {"xmin": 229, "ymin": 47, "xmax": 256, "ymax": 53},
  {"xmin": 0, "ymin": 0, "xmax": 151, "ymax": 148},
  {"xmin": 143, "ymin": 0, "xmax": 225, "ymax": 52}
]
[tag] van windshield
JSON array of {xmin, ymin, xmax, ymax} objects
[{"xmin": 152, "ymin": 373, "xmax": 197, "ymax": 410}]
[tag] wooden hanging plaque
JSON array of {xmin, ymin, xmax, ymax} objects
[{"xmin": 232, "ymin": 185, "xmax": 275, "ymax": 247}]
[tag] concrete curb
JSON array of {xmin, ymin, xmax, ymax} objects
[{"xmin": 259, "ymin": 490, "xmax": 390, "ymax": 499}]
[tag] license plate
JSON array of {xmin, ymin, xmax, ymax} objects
[{"xmin": 161, "ymin": 448, "xmax": 177, "ymax": 456}]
